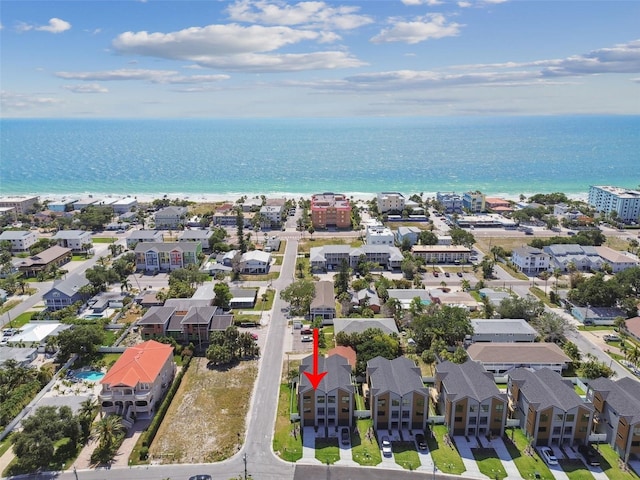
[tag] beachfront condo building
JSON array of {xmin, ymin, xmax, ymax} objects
[
  {"xmin": 462, "ymin": 191, "xmax": 486, "ymax": 213},
  {"xmin": 377, "ymin": 192, "xmax": 406, "ymax": 214},
  {"xmin": 310, "ymin": 193, "xmax": 352, "ymax": 229},
  {"xmin": 588, "ymin": 185, "xmax": 640, "ymax": 223},
  {"xmin": 436, "ymin": 192, "xmax": 463, "ymax": 213},
  {"xmin": 0, "ymin": 196, "xmax": 39, "ymax": 215}
]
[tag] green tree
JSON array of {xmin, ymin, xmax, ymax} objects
[
  {"xmin": 497, "ymin": 295, "xmax": 545, "ymax": 322},
  {"xmin": 56, "ymin": 325, "xmax": 105, "ymax": 360},
  {"xmin": 449, "ymin": 227, "xmax": 476, "ymax": 249},
  {"xmin": 280, "ymin": 279, "xmax": 315, "ymax": 315},
  {"xmin": 419, "ymin": 230, "xmax": 438, "ymax": 246},
  {"xmin": 579, "ymin": 356, "xmax": 615, "ymax": 379},
  {"xmin": 92, "ymin": 415, "xmax": 125, "ymax": 462},
  {"xmin": 335, "ymin": 259, "xmax": 351, "ymax": 296},
  {"xmin": 213, "ymin": 282, "xmax": 233, "ymax": 309},
  {"xmin": 480, "ymin": 257, "xmax": 495, "ymax": 279}
]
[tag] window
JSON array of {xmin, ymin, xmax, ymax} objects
[
  {"xmin": 553, "ymin": 427, "xmax": 561, "ymax": 435},
  {"xmin": 556, "ymin": 414, "xmax": 564, "ymax": 421},
  {"xmin": 481, "ymin": 405, "xmax": 489, "ymax": 413},
  {"xmin": 417, "ymin": 399, "xmax": 424, "ymax": 407},
  {"xmin": 479, "ymin": 417, "xmax": 488, "ymax": 425},
  {"xmin": 579, "ymin": 426, "xmax": 587, "ymax": 433},
  {"xmin": 377, "ymin": 399, "xmax": 386, "ymax": 407},
  {"xmin": 328, "ymin": 396, "xmax": 336, "ymax": 404},
  {"xmin": 469, "ymin": 417, "xmax": 477, "ymax": 425},
  {"xmin": 566, "ymin": 414, "xmax": 575, "ymax": 422},
  {"xmin": 328, "ymin": 408, "xmax": 335, "ymax": 415},
  {"xmin": 454, "ymin": 416, "xmax": 463, "ymax": 422},
  {"xmin": 540, "ymin": 414, "xmax": 548, "ymax": 422},
  {"xmin": 564, "ymin": 427, "xmax": 572, "ymax": 434},
  {"xmin": 470, "ymin": 405, "xmax": 477, "ymax": 413},
  {"xmin": 417, "ymin": 411, "xmax": 424, "ymax": 417},
  {"xmin": 538, "ymin": 427, "xmax": 547, "ymax": 432},
  {"xmin": 392, "ymin": 399, "xmax": 400, "ymax": 407},
  {"xmin": 342, "ymin": 407, "xmax": 350, "ymax": 413},
  {"xmin": 582, "ymin": 413, "xmax": 590, "ymax": 422},
  {"xmin": 342, "ymin": 396, "xmax": 350, "ymax": 403},
  {"xmin": 303, "ymin": 396, "xmax": 311, "ymax": 404},
  {"xmin": 496, "ymin": 404, "xmax": 504, "ymax": 411},
  {"xmin": 633, "ymin": 427, "xmax": 640, "ymax": 436},
  {"xmin": 304, "ymin": 408, "xmax": 311, "ymax": 413},
  {"xmin": 402, "ymin": 397, "xmax": 410, "ymax": 406},
  {"xmin": 456, "ymin": 404, "xmax": 463, "ymax": 412},
  {"xmin": 391, "ymin": 411, "xmax": 399, "ymax": 419},
  {"xmin": 632, "ymin": 441, "xmax": 640, "ymax": 447},
  {"xmin": 402, "ymin": 411, "xmax": 410, "ymax": 418},
  {"xmin": 317, "ymin": 408, "xmax": 325, "ymax": 415},
  {"xmin": 317, "ymin": 396, "xmax": 325, "ymax": 404},
  {"xmin": 378, "ymin": 410, "xmax": 386, "ymax": 417}
]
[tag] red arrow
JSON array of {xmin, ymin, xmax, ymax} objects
[{"xmin": 303, "ymin": 328, "xmax": 327, "ymax": 390}]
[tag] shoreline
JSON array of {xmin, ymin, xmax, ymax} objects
[{"xmin": 5, "ymin": 190, "xmax": 590, "ymax": 205}]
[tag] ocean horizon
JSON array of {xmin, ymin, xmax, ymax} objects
[{"xmin": 1, "ymin": 115, "xmax": 639, "ymax": 200}]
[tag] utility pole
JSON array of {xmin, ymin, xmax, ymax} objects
[{"xmin": 243, "ymin": 452, "xmax": 247, "ymax": 480}]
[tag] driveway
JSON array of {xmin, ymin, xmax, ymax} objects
[{"xmin": 453, "ymin": 436, "xmax": 489, "ymax": 479}]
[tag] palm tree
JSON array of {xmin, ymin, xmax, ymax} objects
[
  {"xmin": 553, "ymin": 268, "xmax": 562, "ymax": 295},
  {"xmin": 79, "ymin": 398, "xmax": 99, "ymax": 420},
  {"xmin": 120, "ymin": 278, "xmax": 132, "ymax": 293},
  {"xmin": 93, "ymin": 415, "xmax": 125, "ymax": 451},
  {"xmin": 539, "ymin": 270, "xmax": 551, "ymax": 295}
]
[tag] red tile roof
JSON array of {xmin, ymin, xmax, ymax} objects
[
  {"xmin": 100, "ymin": 340, "xmax": 173, "ymax": 387},
  {"xmin": 626, "ymin": 316, "xmax": 640, "ymax": 339},
  {"xmin": 327, "ymin": 346, "xmax": 357, "ymax": 367}
]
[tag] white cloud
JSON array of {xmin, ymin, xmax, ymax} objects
[
  {"xmin": 17, "ymin": 17, "xmax": 71, "ymax": 34},
  {"xmin": 62, "ymin": 83, "xmax": 109, "ymax": 93},
  {"xmin": 1, "ymin": 91, "xmax": 61, "ymax": 110},
  {"xmin": 111, "ymin": 23, "xmax": 364, "ymax": 72},
  {"xmin": 371, "ymin": 14, "xmax": 462, "ymax": 44},
  {"xmin": 457, "ymin": 1, "xmax": 472, "ymax": 7},
  {"xmin": 226, "ymin": 0, "xmax": 373, "ymax": 30},
  {"xmin": 55, "ymin": 69, "xmax": 230, "ymax": 84},
  {"xmin": 401, "ymin": 0, "xmax": 444, "ymax": 5}
]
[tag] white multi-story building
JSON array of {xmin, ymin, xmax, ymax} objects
[
  {"xmin": 52, "ymin": 230, "xmax": 93, "ymax": 252},
  {"xmin": 0, "ymin": 196, "xmax": 39, "ymax": 215},
  {"xmin": 436, "ymin": 192, "xmax": 462, "ymax": 213},
  {"xmin": 511, "ymin": 246, "xmax": 551, "ymax": 274},
  {"xmin": 377, "ymin": 192, "xmax": 406, "ymax": 213},
  {"xmin": 588, "ymin": 185, "xmax": 640, "ymax": 223},
  {"xmin": 0, "ymin": 230, "xmax": 38, "ymax": 252},
  {"xmin": 365, "ymin": 225, "xmax": 394, "ymax": 245},
  {"xmin": 259, "ymin": 205, "xmax": 283, "ymax": 227}
]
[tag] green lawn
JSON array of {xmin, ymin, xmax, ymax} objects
[
  {"xmin": 351, "ymin": 418, "xmax": 382, "ymax": 466},
  {"xmin": 473, "ymin": 448, "xmax": 508, "ymax": 480},
  {"xmin": 427, "ymin": 425, "xmax": 466, "ymax": 475},
  {"xmin": 92, "ymin": 237, "xmax": 116, "ymax": 243},
  {"xmin": 3, "ymin": 311, "xmax": 33, "ymax": 328},
  {"xmin": 272, "ymin": 384, "xmax": 302, "ymax": 462},
  {"xmin": 393, "ymin": 441, "xmax": 421, "ymax": 470},
  {"xmin": 503, "ymin": 429, "xmax": 553, "ymax": 480},
  {"xmin": 0, "ymin": 300, "xmax": 21, "ymax": 316},
  {"xmin": 597, "ymin": 443, "xmax": 640, "ymax": 480},
  {"xmin": 315, "ymin": 438, "xmax": 340, "ymax": 464},
  {"xmin": 559, "ymin": 459, "xmax": 595, "ymax": 480}
]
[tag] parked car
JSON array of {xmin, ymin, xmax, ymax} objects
[
  {"xmin": 578, "ymin": 444, "xmax": 600, "ymax": 467},
  {"xmin": 301, "ymin": 335, "xmax": 312, "ymax": 342},
  {"xmin": 457, "ymin": 271, "xmax": 463, "ymax": 277},
  {"xmin": 381, "ymin": 436, "xmax": 392, "ymax": 457},
  {"xmin": 415, "ymin": 433, "xmax": 427, "ymax": 451},
  {"xmin": 250, "ymin": 333, "xmax": 258, "ymax": 340},
  {"xmin": 539, "ymin": 446, "xmax": 558, "ymax": 465},
  {"xmin": 603, "ymin": 334, "xmax": 620, "ymax": 342},
  {"xmin": 445, "ymin": 272, "xmax": 450, "ymax": 277},
  {"xmin": 189, "ymin": 475, "xmax": 213, "ymax": 480},
  {"xmin": 433, "ymin": 271, "xmax": 439, "ymax": 277},
  {"xmin": 341, "ymin": 427, "xmax": 350, "ymax": 445}
]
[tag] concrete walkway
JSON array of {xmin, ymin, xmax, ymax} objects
[
  {"xmin": 300, "ymin": 427, "xmax": 321, "ymax": 464},
  {"xmin": 478, "ymin": 436, "xmax": 521, "ymax": 480},
  {"xmin": 454, "ymin": 436, "xmax": 490, "ymax": 479}
]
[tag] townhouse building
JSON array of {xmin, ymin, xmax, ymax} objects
[
  {"xmin": 595, "ymin": 246, "xmax": 640, "ymax": 273},
  {"xmin": 511, "ymin": 246, "xmax": 551, "ymax": 274},
  {"xmin": 411, "ymin": 245, "xmax": 471, "ymax": 263},
  {"xmin": 154, "ymin": 206, "xmax": 188, "ymax": 229},
  {"xmin": 508, "ymin": 368, "xmax": 593, "ymax": 446},
  {"xmin": 462, "ymin": 191, "xmax": 486, "ymax": 213},
  {"xmin": 586, "ymin": 377, "xmax": 640, "ymax": 463},
  {"xmin": 310, "ymin": 193, "xmax": 352, "ymax": 229},
  {"xmin": 298, "ymin": 353, "xmax": 355, "ymax": 431},
  {"xmin": 543, "ymin": 244, "xmax": 603, "ymax": 273},
  {"xmin": 435, "ymin": 360, "xmax": 507, "ymax": 437},
  {"xmin": 435, "ymin": 192, "xmax": 462, "ymax": 213},
  {"xmin": 469, "ymin": 319, "xmax": 539, "ymax": 344},
  {"xmin": 366, "ymin": 356, "xmax": 429, "ymax": 432},
  {"xmin": 99, "ymin": 340, "xmax": 176, "ymax": 422},
  {"xmin": 310, "ymin": 280, "xmax": 336, "ymax": 323},
  {"xmin": 588, "ymin": 185, "xmax": 640, "ymax": 223},
  {"xmin": 126, "ymin": 230, "xmax": 164, "ymax": 249},
  {"xmin": 52, "ymin": 230, "xmax": 92, "ymax": 252},
  {"xmin": 0, "ymin": 230, "xmax": 38, "ymax": 252},
  {"xmin": 309, "ymin": 244, "xmax": 403, "ymax": 272},
  {"xmin": 466, "ymin": 342, "xmax": 572, "ymax": 375},
  {"xmin": 134, "ymin": 241, "xmax": 201, "ymax": 272},
  {"xmin": 178, "ymin": 229, "xmax": 214, "ymax": 252},
  {"xmin": 377, "ymin": 192, "xmax": 406, "ymax": 214},
  {"xmin": 239, "ymin": 250, "xmax": 271, "ymax": 274}
]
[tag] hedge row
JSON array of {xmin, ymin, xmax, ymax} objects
[{"xmin": 141, "ymin": 355, "xmax": 192, "ymax": 448}]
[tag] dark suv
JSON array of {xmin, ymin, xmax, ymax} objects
[{"xmin": 578, "ymin": 444, "xmax": 600, "ymax": 467}]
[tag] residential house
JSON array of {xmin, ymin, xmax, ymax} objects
[
  {"xmin": 455, "ymin": 214, "xmax": 516, "ymax": 229},
  {"xmin": 435, "ymin": 192, "xmax": 462, "ymax": 213},
  {"xmin": 179, "ymin": 229, "xmax": 214, "ymax": 252},
  {"xmin": 411, "ymin": 245, "xmax": 471, "ymax": 264},
  {"xmin": 72, "ymin": 197, "xmax": 99, "ymax": 211},
  {"xmin": 588, "ymin": 186, "xmax": 640, "ymax": 223},
  {"xmin": 395, "ymin": 226, "xmax": 422, "ymax": 247},
  {"xmin": 48, "ymin": 199, "xmax": 78, "ymax": 212},
  {"xmin": 309, "ymin": 245, "xmax": 403, "ymax": 272},
  {"xmin": 511, "ymin": 246, "xmax": 551, "ymax": 274},
  {"xmin": 327, "ymin": 346, "xmax": 357, "ymax": 368},
  {"xmin": 586, "ymin": 376, "xmax": 640, "ymax": 462},
  {"xmin": 377, "ymin": 192, "xmax": 406, "ymax": 214},
  {"xmin": 298, "ymin": 353, "xmax": 355, "ymax": 430},
  {"xmin": 429, "ymin": 289, "xmax": 479, "ymax": 311},
  {"xmin": 463, "ymin": 191, "xmax": 486, "ymax": 213},
  {"xmin": 310, "ymin": 281, "xmax": 336, "ymax": 323},
  {"xmin": 469, "ymin": 319, "xmax": 539, "ymax": 344},
  {"xmin": 0, "ymin": 230, "xmax": 38, "ymax": 252},
  {"xmin": 99, "ymin": 340, "xmax": 176, "ymax": 422},
  {"xmin": 569, "ymin": 305, "xmax": 627, "ymax": 326},
  {"xmin": 18, "ymin": 245, "xmax": 72, "ymax": 278},
  {"xmin": 138, "ymin": 306, "xmax": 176, "ymax": 340},
  {"xmin": 595, "ymin": 246, "xmax": 640, "ymax": 273},
  {"xmin": 350, "ymin": 288, "xmax": 381, "ymax": 314},
  {"xmin": 212, "ymin": 204, "xmax": 254, "ymax": 227},
  {"xmin": 466, "ymin": 342, "xmax": 571, "ymax": 375},
  {"xmin": 366, "ymin": 356, "xmax": 429, "ymax": 432},
  {"xmin": 435, "ymin": 360, "xmax": 507, "ymax": 437},
  {"xmin": 52, "ymin": 230, "xmax": 92, "ymax": 252},
  {"xmin": 0, "ymin": 196, "xmax": 39, "ymax": 215},
  {"xmin": 0, "ymin": 347, "xmax": 38, "ymax": 367},
  {"xmin": 485, "ymin": 197, "xmax": 513, "ymax": 213},
  {"xmin": 508, "ymin": 368, "xmax": 593, "ymax": 446},
  {"xmin": 134, "ymin": 242, "xmax": 201, "ymax": 272},
  {"xmin": 478, "ymin": 288, "xmax": 512, "ymax": 306},
  {"xmin": 386, "ymin": 289, "xmax": 431, "ymax": 310},
  {"xmin": 623, "ymin": 316, "xmax": 640, "ymax": 343},
  {"xmin": 126, "ymin": 230, "xmax": 164, "ymax": 249},
  {"xmin": 333, "ymin": 318, "xmax": 399, "ymax": 337},
  {"xmin": 241, "ymin": 198, "xmax": 262, "ymax": 212},
  {"xmin": 310, "ymin": 193, "xmax": 352, "ymax": 229},
  {"xmin": 239, "ymin": 250, "xmax": 271, "ymax": 274},
  {"xmin": 543, "ymin": 244, "xmax": 603, "ymax": 273},
  {"xmin": 42, "ymin": 272, "xmax": 90, "ymax": 311},
  {"xmin": 154, "ymin": 206, "xmax": 188, "ymax": 229},
  {"xmin": 229, "ymin": 288, "xmax": 258, "ymax": 309},
  {"xmin": 259, "ymin": 205, "xmax": 283, "ymax": 227},
  {"xmin": 138, "ymin": 304, "xmax": 232, "ymax": 343}
]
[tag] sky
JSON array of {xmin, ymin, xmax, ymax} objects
[{"xmin": 1, "ymin": 0, "xmax": 639, "ymax": 118}]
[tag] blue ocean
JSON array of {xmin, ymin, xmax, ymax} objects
[{"xmin": 0, "ymin": 116, "xmax": 638, "ymax": 198}]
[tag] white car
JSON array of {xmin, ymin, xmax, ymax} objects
[
  {"xmin": 540, "ymin": 446, "xmax": 558, "ymax": 465},
  {"xmin": 381, "ymin": 436, "xmax": 392, "ymax": 457}
]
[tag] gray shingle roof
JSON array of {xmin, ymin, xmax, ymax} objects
[
  {"xmin": 138, "ymin": 306, "xmax": 176, "ymax": 325},
  {"xmin": 333, "ymin": 318, "xmax": 399, "ymax": 336},
  {"xmin": 299, "ymin": 353, "xmax": 354, "ymax": 394},
  {"xmin": 471, "ymin": 319, "xmax": 539, "ymax": 336},
  {"xmin": 311, "ymin": 281, "xmax": 335, "ymax": 310},
  {"xmin": 181, "ymin": 306, "xmax": 218, "ymax": 325},
  {"xmin": 436, "ymin": 360, "xmax": 503, "ymax": 402},
  {"xmin": 0, "ymin": 230, "xmax": 34, "ymax": 240},
  {"xmin": 509, "ymin": 368, "xmax": 591, "ymax": 412},
  {"xmin": 367, "ymin": 356, "xmax": 427, "ymax": 397},
  {"xmin": 589, "ymin": 376, "xmax": 640, "ymax": 424},
  {"xmin": 48, "ymin": 272, "xmax": 89, "ymax": 297}
]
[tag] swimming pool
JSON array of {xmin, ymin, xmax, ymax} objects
[
  {"xmin": 74, "ymin": 370, "xmax": 105, "ymax": 381},
  {"xmin": 83, "ymin": 314, "xmax": 104, "ymax": 319}
]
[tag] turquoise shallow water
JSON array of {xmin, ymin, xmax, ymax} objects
[{"xmin": 1, "ymin": 116, "xmax": 638, "ymax": 197}]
